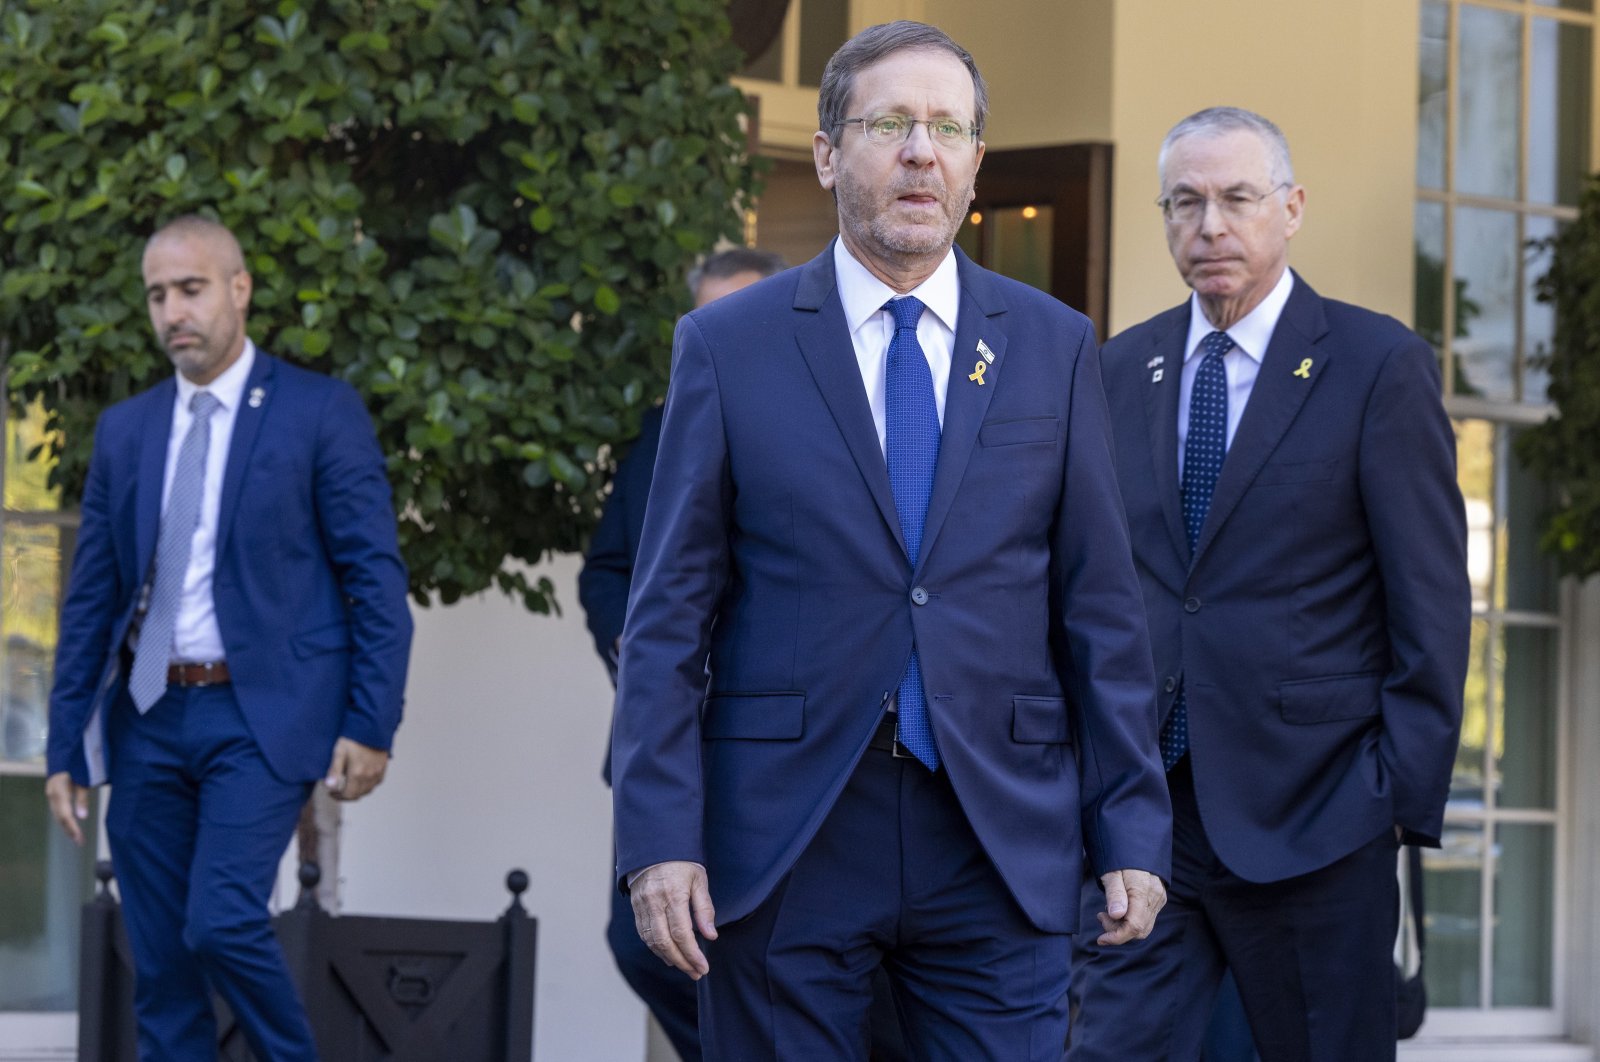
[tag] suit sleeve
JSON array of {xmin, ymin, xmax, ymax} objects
[
  {"xmin": 311, "ymin": 382, "xmax": 413, "ymax": 752},
  {"xmin": 1359, "ymin": 335, "xmax": 1470, "ymax": 846},
  {"xmin": 610, "ymin": 315, "xmax": 731, "ymax": 886},
  {"xmin": 46, "ymin": 415, "xmax": 121, "ymax": 783},
  {"xmin": 1053, "ymin": 324, "xmax": 1173, "ymax": 880}
]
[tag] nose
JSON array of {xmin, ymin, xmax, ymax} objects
[
  {"xmin": 1197, "ymin": 198, "xmax": 1228, "ymax": 239},
  {"xmin": 900, "ymin": 122, "xmax": 937, "ymax": 167}
]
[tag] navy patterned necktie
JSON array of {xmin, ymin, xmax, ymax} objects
[
  {"xmin": 1161, "ymin": 329, "xmax": 1234, "ymax": 771},
  {"xmin": 884, "ymin": 296, "xmax": 941, "ymax": 770},
  {"xmin": 129, "ymin": 391, "xmax": 222, "ymax": 712}
]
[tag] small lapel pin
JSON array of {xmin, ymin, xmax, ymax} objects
[
  {"xmin": 977, "ymin": 338, "xmax": 995, "ymax": 364},
  {"xmin": 248, "ymin": 386, "xmax": 265, "ymax": 408},
  {"xmin": 968, "ymin": 360, "xmax": 987, "ymax": 386},
  {"xmin": 1152, "ymin": 368, "xmax": 1164, "ymax": 383},
  {"xmin": 1293, "ymin": 358, "xmax": 1313, "ymax": 379},
  {"xmin": 1146, "ymin": 355, "xmax": 1165, "ymax": 370}
]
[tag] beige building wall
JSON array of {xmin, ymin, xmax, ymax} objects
[{"xmin": 1106, "ymin": 0, "xmax": 1420, "ymax": 333}]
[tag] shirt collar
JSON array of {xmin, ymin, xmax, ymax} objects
[
  {"xmin": 834, "ymin": 238, "xmax": 960, "ymax": 335},
  {"xmin": 1184, "ymin": 267, "xmax": 1295, "ymax": 364},
  {"xmin": 175, "ymin": 338, "xmax": 256, "ymax": 414}
]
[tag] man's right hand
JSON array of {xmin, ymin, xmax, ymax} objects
[
  {"xmin": 45, "ymin": 772, "xmax": 91, "ymax": 847},
  {"xmin": 629, "ymin": 860, "xmax": 718, "ymax": 979}
]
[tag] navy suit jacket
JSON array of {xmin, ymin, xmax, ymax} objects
[
  {"xmin": 1100, "ymin": 273, "xmax": 1469, "ymax": 883},
  {"xmin": 611, "ymin": 245, "xmax": 1171, "ymax": 934},
  {"xmin": 578, "ymin": 405, "xmax": 664, "ymax": 677},
  {"xmin": 47, "ymin": 351, "xmax": 413, "ymax": 787}
]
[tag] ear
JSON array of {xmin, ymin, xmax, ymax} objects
[
  {"xmin": 813, "ymin": 130, "xmax": 838, "ymax": 192},
  {"xmin": 231, "ymin": 269, "xmax": 253, "ymax": 312},
  {"xmin": 1283, "ymin": 184, "xmax": 1306, "ymax": 240}
]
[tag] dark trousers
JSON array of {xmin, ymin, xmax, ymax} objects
[
  {"xmin": 698, "ymin": 745, "xmax": 1071, "ymax": 1061},
  {"xmin": 609, "ymin": 879, "xmax": 704, "ymax": 1061},
  {"xmin": 1068, "ymin": 756, "xmax": 1399, "ymax": 1062},
  {"xmin": 106, "ymin": 685, "xmax": 317, "ymax": 1062}
]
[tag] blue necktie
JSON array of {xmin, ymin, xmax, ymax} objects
[
  {"xmin": 1161, "ymin": 330, "xmax": 1234, "ymax": 771},
  {"xmin": 129, "ymin": 391, "xmax": 221, "ymax": 712},
  {"xmin": 884, "ymin": 296, "xmax": 941, "ymax": 770}
]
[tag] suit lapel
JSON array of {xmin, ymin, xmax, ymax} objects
[
  {"xmin": 215, "ymin": 352, "xmax": 276, "ymax": 562},
  {"xmin": 134, "ymin": 380, "xmax": 178, "ymax": 582},
  {"xmin": 792, "ymin": 248, "xmax": 908, "ymax": 558},
  {"xmin": 919, "ymin": 253, "xmax": 1005, "ymax": 573},
  {"xmin": 1192, "ymin": 274, "xmax": 1330, "ymax": 565},
  {"xmin": 1141, "ymin": 308, "xmax": 1190, "ymax": 566}
]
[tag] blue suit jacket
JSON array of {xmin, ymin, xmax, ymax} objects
[
  {"xmin": 611, "ymin": 245, "xmax": 1171, "ymax": 934},
  {"xmin": 578, "ymin": 405, "xmax": 664, "ymax": 677},
  {"xmin": 1100, "ymin": 273, "xmax": 1469, "ymax": 883},
  {"xmin": 47, "ymin": 351, "xmax": 413, "ymax": 786}
]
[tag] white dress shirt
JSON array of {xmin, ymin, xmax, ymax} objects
[
  {"xmin": 833, "ymin": 239, "xmax": 960, "ymax": 454},
  {"xmin": 159, "ymin": 340, "xmax": 256, "ymax": 663},
  {"xmin": 1177, "ymin": 268, "xmax": 1294, "ymax": 475}
]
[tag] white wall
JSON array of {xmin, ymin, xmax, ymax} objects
[{"xmin": 337, "ymin": 553, "xmax": 648, "ymax": 1062}]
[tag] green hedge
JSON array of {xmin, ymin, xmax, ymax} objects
[
  {"xmin": 1519, "ymin": 174, "xmax": 1600, "ymax": 578},
  {"xmin": 1, "ymin": 0, "xmax": 756, "ymax": 610}
]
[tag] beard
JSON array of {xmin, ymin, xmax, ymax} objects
[{"xmin": 838, "ymin": 169, "xmax": 974, "ymax": 263}]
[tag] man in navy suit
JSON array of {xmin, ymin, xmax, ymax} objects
[
  {"xmin": 1067, "ymin": 108, "xmax": 1469, "ymax": 1062},
  {"xmin": 578, "ymin": 246, "xmax": 787, "ymax": 1062},
  {"xmin": 611, "ymin": 21, "xmax": 1171, "ymax": 1060},
  {"xmin": 45, "ymin": 216, "xmax": 413, "ymax": 1061}
]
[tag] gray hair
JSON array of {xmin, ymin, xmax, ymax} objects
[
  {"xmin": 146, "ymin": 214, "xmax": 246, "ymax": 274},
  {"xmin": 1158, "ymin": 106, "xmax": 1295, "ymax": 188},
  {"xmin": 687, "ymin": 247, "xmax": 787, "ymax": 299},
  {"xmin": 817, "ymin": 21, "xmax": 988, "ymax": 141}
]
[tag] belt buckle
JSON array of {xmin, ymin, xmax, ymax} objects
[{"xmin": 891, "ymin": 736, "xmax": 914, "ymax": 759}]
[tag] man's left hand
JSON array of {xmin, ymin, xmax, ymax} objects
[
  {"xmin": 324, "ymin": 738, "xmax": 389, "ymax": 801},
  {"xmin": 1095, "ymin": 868, "xmax": 1167, "ymax": 945}
]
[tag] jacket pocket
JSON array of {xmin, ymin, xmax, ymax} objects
[
  {"xmin": 292, "ymin": 622, "xmax": 351, "ymax": 659},
  {"xmin": 1011, "ymin": 695, "xmax": 1072, "ymax": 744},
  {"xmin": 979, "ymin": 416, "xmax": 1059, "ymax": 447},
  {"xmin": 1278, "ymin": 672, "xmax": 1383, "ymax": 724},
  {"xmin": 702, "ymin": 692, "xmax": 805, "ymax": 740}
]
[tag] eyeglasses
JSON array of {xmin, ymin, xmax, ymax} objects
[
  {"xmin": 1156, "ymin": 183, "xmax": 1290, "ymax": 224},
  {"xmin": 840, "ymin": 114, "xmax": 978, "ymax": 149}
]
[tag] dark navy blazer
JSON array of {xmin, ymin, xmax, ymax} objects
[
  {"xmin": 1100, "ymin": 273, "xmax": 1470, "ymax": 883},
  {"xmin": 611, "ymin": 245, "xmax": 1172, "ymax": 934},
  {"xmin": 47, "ymin": 351, "xmax": 413, "ymax": 786}
]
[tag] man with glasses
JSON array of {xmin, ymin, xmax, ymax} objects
[
  {"xmin": 611, "ymin": 20, "xmax": 1171, "ymax": 1060},
  {"xmin": 1067, "ymin": 107, "xmax": 1469, "ymax": 1062}
]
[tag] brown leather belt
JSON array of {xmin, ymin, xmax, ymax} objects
[
  {"xmin": 167, "ymin": 661, "xmax": 230, "ymax": 686},
  {"xmin": 867, "ymin": 713, "xmax": 914, "ymax": 758}
]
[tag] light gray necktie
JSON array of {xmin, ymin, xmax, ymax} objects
[{"xmin": 129, "ymin": 391, "xmax": 221, "ymax": 712}]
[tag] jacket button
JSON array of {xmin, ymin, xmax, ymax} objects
[
  {"xmin": 1164, "ymin": 676, "xmax": 1177, "ymax": 693},
  {"xmin": 1184, "ymin": 597, "xmax": 1201, "ymax": 613},
  {"xmin": 911, "ymin": 586, "xmax": 929, "ymax": 606}
]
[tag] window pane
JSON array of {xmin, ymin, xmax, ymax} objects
[
  {"xmin": 988, "ymin": 206, "xmax": 1053, "ymax": 294},
  {"xmin": 1451, "ymin": 206, "xmax": 1519, "ymax": 402},
  {"xmin": 1523, "ymin": 216, "xmax": 1558, "ymax": 404},
  {"xmin": 1456, "ymin": 4, "xmax": 1522, "ymax": 200},
  {"xmin": 798, "ymin": 0, "xmax": 849, "ymax": 88},
  {"xmin": 0, "ymin": 776, "xmax": 98, "ymax": 1010},
  {"xmin": 1419, "ymin": 1, "xmax": 1449, "ymax": 190},
  {"xmin": 1425, "ymin": 822, "xmax": 1484, "ymax": 1007},
  {"xmin": 1530, "ymin": 19, "xmax": 1592, "ymax": 207},
  {"xmin": 1415, "ymin": 200, "xmax": 1447, "ymax": 352},
  {"xmin": 1504, "ymin": 426, "xmax": 1559, "ymax": 613},
  {"xmin": 1535, "ymin": 0, "xmax": 1593, "ymax": 13},
  {"xmin": 1, "ymin": 523, "xmax": 61, "ymax": 767},
  {"xmin": 1453, "ymin": 617, "xmax": 1490, "ymax": 809},
  {"xmin": 1493, "ymin": 823, "xmax": 1555, "ymax": 1006},
  {"xmin": 739, "ymin": 17, "xmax": 784, "ymax": 82},
  {"xmin": 1495, "ymin": 625, "xmax": 1558, "ymax": 810},
  {"xmin": 1456, "ymin": 419, "xmax": 1494, "ymax": 613}
]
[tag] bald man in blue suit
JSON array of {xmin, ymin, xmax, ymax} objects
[{"xmin": 46, "ymin": 216, "xmax": 412, "ymax": 1061}]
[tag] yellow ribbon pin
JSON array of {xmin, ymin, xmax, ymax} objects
[
  {"xmin": 968, "ymin": 360, "xmax": 987, "ymax": 385},
  {"xmin": 1293, "ymin": 358, "xmax": 1313, "ymax": 379}
]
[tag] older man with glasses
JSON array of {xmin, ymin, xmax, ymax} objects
[
  {"xmin": 1067, "ymin": 106, "xmax": 1470, "ymax": 1062},
  {"xmin": 610, "ymin": 20, "xmax": 1171, "ymax": 1061}
]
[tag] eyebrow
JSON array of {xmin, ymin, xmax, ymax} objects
[
  {"xmin": 1165, "ymin": 180, "xmax": 1270, "ymax": 196},
  {"xmin": 145, "ymin": 275, "xmax": 208, "ymax": 296}
]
